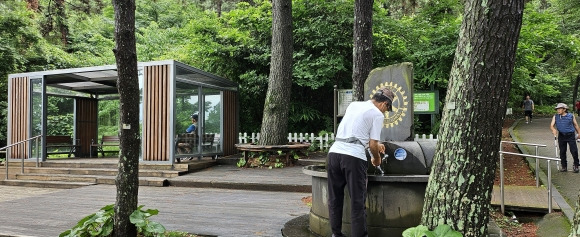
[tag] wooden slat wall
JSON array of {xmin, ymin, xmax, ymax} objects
[
  {"xmin": 223, "ymin": 90, "xmax": 238, "ymax": 156},
  {"xmin": 142, "ymin": 65, "xmax": 170, "ymax": 161},
  {"xmin": 8, "ymin": 77, "xmax": 30, "ymax": 159},
  {"xmin": 75, "ymin": 98, "xmax": 98, "ymax": 157}
]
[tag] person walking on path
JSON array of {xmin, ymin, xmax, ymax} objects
[
  {"xmin": 327, "ymin": 87, "xmax": 393, "ymax": 237},
  {"xmin": 550, "ymin": 103, "xmax": 580, "ymax": 173},
  {"xmin": 575, "ymin": 100, "xmax": 580, "ymax": 116},
  {"xmin": 522, "ymin": 95, "xmax": 534, "ymax": 124}
]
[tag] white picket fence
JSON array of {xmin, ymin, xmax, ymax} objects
[
  {"xmin": 238, "ymin": 132, "xmax": 335, "ymax": 151},
  {"xmin": 238, "ymin": 132, "xmax": 437, "ymax": 151},
  {"xmin": 414, "ymin": 134, "xmax": 438, "ymax": 141}
]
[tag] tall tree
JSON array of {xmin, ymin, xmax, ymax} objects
[
  {"xmin": 25, "ymin": 0, "xmax": 39, "ymax": 11},
  {"xmin": 112, "ymin": 0, "xmax": 140, "ymax": 235},
  {"xmin": 421, "ymin": 0, "xmax": 524, "ymax": 236},
  {"xmin": 352, "ymin": 0, "xmax": 373, "ymax": 101},
  {"xmin": 574, "ymin": 189, "xmax": 580, "ymax": 236},
  {"xmin": 257, "ymin": 0, "xmax": 292, "ymax": 145},
  {"xmin": 55, "ymin": 0, "xmax": 69, "ymax": 46}
]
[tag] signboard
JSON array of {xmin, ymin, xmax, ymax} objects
[
  {"xmin": 413, "ymin": 91, "xmax": 439, "ymax": 114},
  {"xmin": 337, "ymin": 89, "xmax": 353, "ymax": 116}
]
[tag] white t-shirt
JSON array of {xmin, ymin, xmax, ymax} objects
[{"xmin": 329, "ymin": 100, "xmax": 384, "ymax": 161}]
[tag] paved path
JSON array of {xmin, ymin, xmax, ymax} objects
[
  {"xmin": 0, "ymin": 185, "xmax": 310, "ymax": 237},
  {"xmin": 511, "ymin": 116, "xmax": 580, "ymax": 221}
]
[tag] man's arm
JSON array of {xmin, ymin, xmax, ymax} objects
[
  {"xmin": 550, "ymin": 116, "xmax": 558, "ymax": 136},
  {"xmin": 368, "ymin": 139, "xmax": 385, "ymax": 167}
]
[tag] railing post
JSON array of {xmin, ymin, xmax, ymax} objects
[
  {"xmin": 21, "ymin": 148, "xmax": 24, "ymax": 174},
  {"xmin": 500, "ymin": 146, "xmax": 505, "ymax": 215},
  {"xmin": 547, "ymin": 160, "xmax": 553, "ymax": 213},
  {"xmin": 36, "ymin": 136, "xmax": 40, "ymax": 168},
  {"xmin": 4, "ymin": 147, "xmax": 8, "ymax": 180},
  {"xmin": 535, "ymin": 145, "xmax": 539, "ymax": 188}
]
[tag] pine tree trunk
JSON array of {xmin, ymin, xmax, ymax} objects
[
  {"xmin": 352, "ymin": 0, "xmax": 373, "ymax": 101},
  {"xmin": 55, "ymin": 0, "xmax": 68, "ymax": 46},
  {"xmin": 258, "ymin": 0, "xmax": 292, "ymax": 146},
  {"xmin": 216, "ymin": 0, "xmax": 223, "ymax": 17},
  {"xmin": 572, "ymin": 73, "xmax": 579, "ymax": 106},
  {"xmin": 421, "ymin": 0, "xmax": 524, "ymax": 236},
  {"xmin": 26, "ymin": 0, "xmax": 39, "ymax": 11},
  {"xmin": 112, "ymin": 0, "xmax": 140, "ymax": 236},
  {"xmin": 574, "ymin": 189, "xmax": 580, "ymax": 236}
]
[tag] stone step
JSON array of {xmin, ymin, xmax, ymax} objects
[
  {"xmin": 24, "ymin": 167, "xmax": 185, "ymax": 178},
  {"xmin": 12, "ymin": 174, "xmax": 168, "ymax": 187},
  {"xmin": 39, "ymin": 161, "xmax": 190, "ymax": 171},
  {"xmin": 16, "ymin": 173, "xmax": 97, "ymax": 183},
  {"xmin": 0, "ymin": 179, "xmax": 96, "ymax": 189}
]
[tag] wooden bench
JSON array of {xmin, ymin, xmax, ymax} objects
[
  {"xmin": 46, "ymin": 135, "xmax": 80, "ymax": 157},
  {"xmin": 175, "ymin": 133, "xmax": 217, "ymax": 162},
  {"xmin": 90, "ymin": 135, "xmax": 120, "ymax": 158}
]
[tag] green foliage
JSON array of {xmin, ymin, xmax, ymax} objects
[
  {"xmin": 511, "ymin": 1, "xmax": 580, "ymax": 106},
  {"xmin": 236, "ymin": 157, "xmax": 247, "ymax": 167},
  {"xmin": 274, "ymin": 158, "xmax": 284, "ymax": 168},
  {"xmin": 403, "ymin": 224, "xmax": 462, "ymax": 237},
  {"xmin": 59, "ymin": 204, "xmax": 115, "ymax": 237},
  {"xmin": 47, "ymin": 115, "xmax": 74, "ymax": 136},
  {"xmin": 258, "ymin": 152, "xmax": 269, "ymax": 165},
  {"xmin": 60, "ymin": 204, "xmax": 166, "ymax": 237},
  {"xmin": 130, "ymin": 205, "xmax": 166, "ymax": 236}
]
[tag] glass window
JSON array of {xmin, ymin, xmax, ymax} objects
[{"xmin": 174, "ymin": 82, "xmax": 199, "ymax": 157}]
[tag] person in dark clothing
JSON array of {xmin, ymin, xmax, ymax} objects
[
  {"xmin": 522, "ymin": 95, "xmax": 534, "ymax": 124},
  {"xmin": 327, "ymin": 87, "xmax": 393, "ymax": 237},
  {"xmin": 550, "ymin": 103, "xmax": 580, "ymax": 173}
]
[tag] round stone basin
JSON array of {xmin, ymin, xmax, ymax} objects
[{"xmin": 303, "ymin": 164, "xmax": 429, "ymax": 237}]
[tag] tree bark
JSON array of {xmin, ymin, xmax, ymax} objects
[
  {"xmin": 574, "ymin": 73, "xmax": 580, "ymax": 237},
  {"xmin": 26, "ymin": 0, "xmax": 39, "ymax": 11},
  {"xmin": 574, "ymin": 188, "xmax": 580, "ymax": 235},
  {"xmin": 572, "ymin": 73, "xmax": 579, "ymax": 106},
  {"xmin": 112, "ymin": 0, "xmax": 139, "ymax": 236},
  {"xmin": 216, "ymin": 0, "xmax": 223, "ymax": 17},
  {"xmin": 352, "ymin": 0, "xmax": 373, "ymax": 101},
  {"xmin": 55, "ymin": 0, "xmax": 68, "ymax": 46},
  {"xmin": 421, "ymin": 0, "xmax": 524, "ymax": 236},
  {"xmin": 258, "ymin": 0, "xmax": 292, "ymax": 145}
]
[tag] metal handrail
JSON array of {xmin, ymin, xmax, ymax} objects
[
  {"xmin": 499, "ymin": 141, "xmax": 559, "ymax": 214},
  {"xmin": 501, "ymin": 141, "xmax": 547, "ymax": 187},
  {"xmin": 1, "ymin": 135, "xmax": 43, "ymax": 180}
]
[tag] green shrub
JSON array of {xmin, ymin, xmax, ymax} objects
[
  {"xmin": 60, "ymin": 204, "xmax": 166, "ymax": 237},
  {"xmin": 403, "ymin": 224, "xmax": 462, "ymax": 237}
]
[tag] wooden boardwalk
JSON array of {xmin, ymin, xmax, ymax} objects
[{"xmin": 491, "ymin": 185, "xmax": 560, "ymax": 212}]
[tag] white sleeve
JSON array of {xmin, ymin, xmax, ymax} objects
[{"xmin": 369, "ymin": 114, "xmax": 383, "ymax": 141}]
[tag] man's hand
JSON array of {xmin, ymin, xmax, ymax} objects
[
  {"xmin": 371, "ymin": 156, "xmax": 381, "ymax": 167},
  {"xmin": 369, "ymin": 140, "xmax": 384, "ymax": 167}
]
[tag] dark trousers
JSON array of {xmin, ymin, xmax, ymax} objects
[
  {"xmin": 327, "ymin": 152, "xmax": 368, "ymax": 237},
  {"xmin": 559, "ymin": 138, "xmax": 580, "ymax": 167}
]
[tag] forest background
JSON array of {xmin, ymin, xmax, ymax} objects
[{"xmin": 0, "ymin": 0, "xmax": 579, "ymax": 146}]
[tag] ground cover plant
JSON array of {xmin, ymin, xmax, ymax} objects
[{"xmin": 60, "ymin": 204, "xmax": 197, "ymax": 237}]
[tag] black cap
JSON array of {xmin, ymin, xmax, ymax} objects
[{"xmin": 190, "ymin": 114, "xmax": 198, "ymax": 120}]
